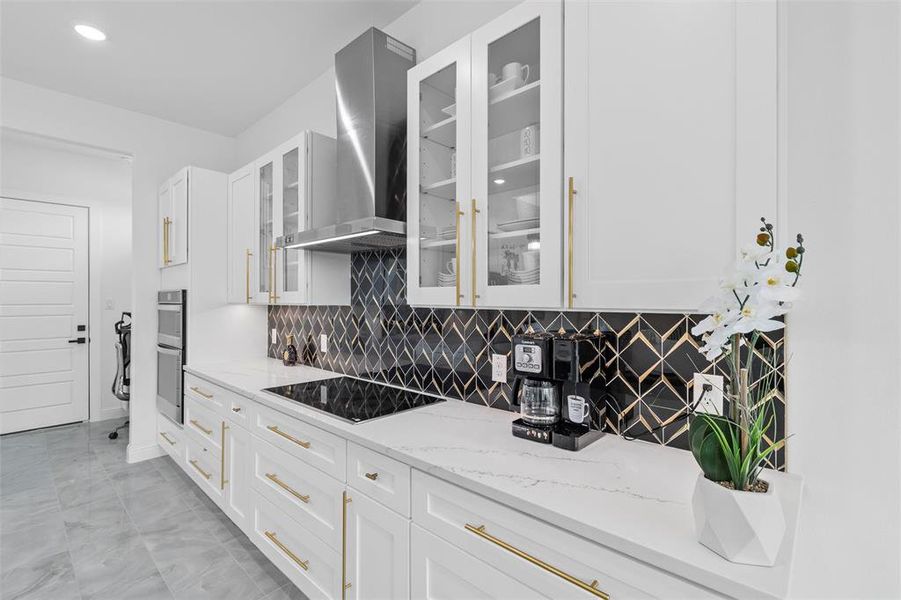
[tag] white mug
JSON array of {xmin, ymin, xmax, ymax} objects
[
  {"xmin": 520, "ymin": 124, "xmax": 540, "ymax": 157},
  {"xmin": 502, "ymin": 62, "xmax": 530, "ymax": 87},
  {"xmin": 567, "ymin": 395, "xmax": 589, "ymax": 424},
  {"xmin": 521, "ymin": 250, "xmax": 539, "ymax": 271}
]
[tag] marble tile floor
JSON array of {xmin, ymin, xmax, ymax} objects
[{"xmin": 0, "ymin": 419, "xmax": 308, "ymax": 600}]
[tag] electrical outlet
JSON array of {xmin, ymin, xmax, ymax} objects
[
  {"xmin": 271, "ymin": 328, "xmax": 277, "ymax": 344},
  {"xmin": 104, "ymin": 299, "xmax": 114, "ymax": 310},
  {"xmin": 491, "ymin": 354, "xmax": 507, "ymax": 383},
  {"xmin": 693, "ymin": 373, "xmax": 724, "ymax": 415},
  {"xmin": 319, "ymin": 334, "xmax": 328, "ymax": 354}
]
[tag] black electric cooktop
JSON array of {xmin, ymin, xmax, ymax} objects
[{"xmin": 263, "ymin": 377, "xmax": 444, "ymax": 423}]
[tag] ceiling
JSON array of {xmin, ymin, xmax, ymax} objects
[{"xmin": 0, "ymin": 1, "xmax": 418, "ymax": 136}]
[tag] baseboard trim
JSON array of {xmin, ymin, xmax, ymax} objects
[
  {"xmin": 93, "ymin": 407, "xmax": 127, "ymax": 423},
  {"xmin": 126, "ymin": 441, "xmax": 165, "ymax": 463}
]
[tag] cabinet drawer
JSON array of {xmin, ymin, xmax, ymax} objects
[
  {"xmin": 184, "ymin": 373, "xmax": 228, "ymax": 413},
  {"xmin": 184, "ymin": 396, "xmax": 222, "ymax": 451},
  {"xmin": 412, "ymin": 471, "xmax": 719, "ymax": 600},
  {"xmin": 184, "ymin": 435, "xmax": 224, "ymax": 505},
  {"xmin": 251, "ymin": 436, "xmax": 344, "ymax": 551},
  {"xmin": 346, "ymin": 442, "xmax": 410, "ymax": 517},
  {"xmin": 411, "ymin": 524, "xmax": 545, "ymax": 599},
  {"xmin": 251, "ymin": 491, "xmax": 341, "ymax": 600},
  {"xmin": 253, "ymin": 402, "xmax": 346, "ymax": 480},
  {"xmin": 157, "ymin": 411, "xmax": 184, "ymax": 463},
  {"xmin": 226, "ymin": 393, "xmax": 255, "ymax": 428}
]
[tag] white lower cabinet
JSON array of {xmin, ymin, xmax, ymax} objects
[
  {"xmin": 411, "ymin": 524, "xmax": 544, "ymax": 599},
  {"xmin": 164, "ymin": 379, "xmax": 722, "ymax": 600},
  {"xmin": 345, "ymin": 489, "xmax": 410, "ymax": 600}
]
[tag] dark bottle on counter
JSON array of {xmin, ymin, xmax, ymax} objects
[{"xmin": 282, "ymin": 334, "xmax": 298, "ymax": 366}]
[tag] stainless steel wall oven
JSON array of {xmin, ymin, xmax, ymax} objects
[{"xmin": 157, "ymin": 290, "xmax": 186, "ymax": 423}]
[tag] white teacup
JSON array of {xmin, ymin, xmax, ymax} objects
[{"xmin": 501, "ymin": 62, "xmax": 530, "ymax": 87}]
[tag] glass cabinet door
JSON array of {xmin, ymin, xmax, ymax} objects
[
  {"xmin": 472, "ymin": 3, "xmax": 561, "ymax": 308},
  {"xmin": 256, "ymin": 158, "xmax": 275, "ymax": 304},
  {"xmin": 278, "ymin": 142, "xmax": 306, "ymax": 304},
  {"xmin": 407, "ymin": 38, "xmax": 471, "ymax": 306}
]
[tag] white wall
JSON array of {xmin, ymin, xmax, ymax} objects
[
  {"xmin": 235, "ymin": 0, "xmax": 519, "ymax": 163},
  {"xmin": 1, "ymin": 133, "xmax": 134, "ymax": 424},
  {"xmin": 0, "ymin": 77, "xmax": 236, "ymax": 463},
  {"xmin": 782, "ymin": 1, "xmax": 900, "ymax": 597}
]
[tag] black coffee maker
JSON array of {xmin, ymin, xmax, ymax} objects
[{"xmin": 510, "ymin": 331, "xmax": 607, "ymax": 450}]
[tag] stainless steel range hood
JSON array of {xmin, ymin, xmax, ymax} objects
[{"xmin": 280, "ymin": 28, "xmax": 415, "ymax": 253}]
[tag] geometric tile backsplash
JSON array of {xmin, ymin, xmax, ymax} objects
[{"xmin": 269, "ymin": 248, "xmax": 785, "ymax": 470}]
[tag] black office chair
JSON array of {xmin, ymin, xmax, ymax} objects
[{"xmin": 108, "ymin": 312, "xmax": 131, "ymax": 440}]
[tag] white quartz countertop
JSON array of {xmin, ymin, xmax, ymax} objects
[{"xmin": 185, "ymin": 358, "xmax": 802, "ymax": 599}]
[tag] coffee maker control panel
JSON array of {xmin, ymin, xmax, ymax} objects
[{"xmin": 514, "ymin": 344, "xmax": 542, "ymax": 374}]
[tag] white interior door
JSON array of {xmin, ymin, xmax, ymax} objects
[{"xmin": 0, "ymin": 197, "xmax": 89, "ymax": 434}]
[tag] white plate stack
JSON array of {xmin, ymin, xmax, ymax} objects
[{"xmin": 507, "ymin": 267, "xmax": 539, "ymax": 285}]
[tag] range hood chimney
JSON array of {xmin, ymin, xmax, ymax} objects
[{"xmin": 280, "ymin": 28, "xmax": 416, "ymax": 253}]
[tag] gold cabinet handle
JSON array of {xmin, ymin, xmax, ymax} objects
[
  {"xmin": 342, "ymin": 491, "xmax": 352, "ymax": 598},
  {"xmin": 266, "ymin": 425, "xmax": 310, "ymax": 449},
  {"xmin": 190, "ymin": 419, "xmax": 212, "ymax": 436},
  {"xmin": 264, "ymin": 531, "xmax": 308, "ymax": 571},
  {"xmin": 454, "ymin": 206, "xmax": 464, "ymax": 305},
  {"xmin": 162, "ymin": 217, "xmax": 172, "ymax": 265},
  {"xmin": 568, "ymin": 176, "xmax": 576, "ymax": 308},
  {"xmin": 265, "ymin": 473, "xmax": 309, "ymax": 503},
  {"xmin": 364, "ymin": 472, "xmax": 379, "ymax": 481},
  {"xmin": 159, "ymin": 432, "xmax": 176, "ymax": 446},
  {"xmin": 268, "ymin": 245, "xmax": 279, "ymax": 304},
  {"xmin": 220, "ymin": 422, "xmax": 228, "ymax": 490},
  {"xmin": 189, "ymin": 459, "xmax": 212, "ymax": 480},
  {"xmin": 470, "ymin": 198, "xmax": 480, "ymax": 306},
  {"xmin": 464, "ymin": 523, "xmax": 609, "ymax": 600},
  {"xmin": 245, "ymin": 248, "xmax": 253, "ymax": 304},
  {"xmin": 189, "ymin": 386, "xmax": 213, "ymax": 399}
]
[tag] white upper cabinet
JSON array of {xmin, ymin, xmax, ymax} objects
[
  {"xmin": 407, "ymin": 2, "xmax": 562, "ymax": 308},
  {"xmin": 158, "ymin": 166, "xmax": 189, "ymax": 268},
  {"xmin": 228, "ymin": 132, "xmax": 349, "ymax": 306},
  {"xmin": 408, "ymin": 38, "xmax": 472, "ymax": 307},
  {"xmin": 472, "ymin": 2, "xmax": 562, "ymax": 308},
  {"xmin": 227, "ymin": 164, "xmax": 255, "ymax": 304},
  {"xmin": 564, "ymin": 0, "xmax": 777, "ymax": 311}
]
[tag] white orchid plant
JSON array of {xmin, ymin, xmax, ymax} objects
[{"xmin": 689, "ymin": 218, "xmax": 807, "ymax": 491}]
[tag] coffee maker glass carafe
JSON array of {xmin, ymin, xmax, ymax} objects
[{"xmin": 519, "ymin": 378, "xmax": 560, "ymax": 426}]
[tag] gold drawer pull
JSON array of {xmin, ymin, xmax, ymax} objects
[
  {"xmin": 265, "ymin": 531, "xmax": 308, "ymax": 571},
  {"xmin": 190, "ymin": 419, "xmax": 213, "ymax": 436},
  {"xmin": 364, "ymin": 472, "xmax": 379, "ymax": 481},
  {"xmin": 265, "ymin": 472, "xmax": 310, "ymax": 503},
  {"xmin": 189, "ymin": 459, "xmax": 212, "ymax": 480},
  {"xmin": 159, "ymin": 432, "xmax": 176, "ymax": 446},
  {"xmin": 190, "ymin": 386, "xmax": 214, "ymax": 399},
  {"xmin": 232, "ymin": 406, "xmax": 242, "ymax": 413},
  {"xmin": 266, "ymin": 425, "xmax": 310, "ymax": 449},
  {"xmin": 464, "ymin": 524, "xmax": 609, "ymax": 600}
]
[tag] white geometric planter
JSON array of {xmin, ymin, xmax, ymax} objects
[{"xmin": 692, "ymin": 473, "xmax": 786, "ymax": 566}]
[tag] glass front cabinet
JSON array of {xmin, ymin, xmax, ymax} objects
[{"xmin": 407, "ymin": 3, "xmax": 562, "ymax": 307}]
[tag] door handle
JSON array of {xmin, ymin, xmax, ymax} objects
[{"xmin": 68, "ymin": 338, "xmax": 87, "ymax": 344}]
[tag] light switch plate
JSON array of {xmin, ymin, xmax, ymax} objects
[
  {"xmin": 319, "ymin": 334, "xmax": 328, "ymax": 354},
  {"xmin": 271, "ymin": 328, "xmax": 277, "ymax": 344},
  {"xmin": 491, "ymin": 354, "xmax": 507, "ymax": 383},
  {"xmin": 693, "ymin": 373, "xmax": 724, "ymax": 415}
]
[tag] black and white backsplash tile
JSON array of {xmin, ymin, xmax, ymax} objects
[{"xmin": 269, "ymin": 249, "xmax": 786, "ymax": 469}]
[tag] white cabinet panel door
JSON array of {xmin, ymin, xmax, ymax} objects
[
  {"xmin": 0, "ymin": 198, "xmax": 89, "ymax": 434},
  {"xmin": 224, "ymin": 421, "xmax": 252, "ymax": 533},
  {"xmin": 227, "ymin": 165, "xmax": 256, "ymax": 304},
  {"xmin": 345, "ymin": 489, "xmax": 410, "ymax": 600},
  {"xmin": 564, "ymin": 0, "xmax": 777, "ymax": 311}
]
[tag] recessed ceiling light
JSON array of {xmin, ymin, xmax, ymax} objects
[
  {"xmin": 74, "ymin": 24, "xmax": 107, "ymax": 42},
  {"xmin": 493, "ymin": 178, "xmax": 505, "ymax": 185}
]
